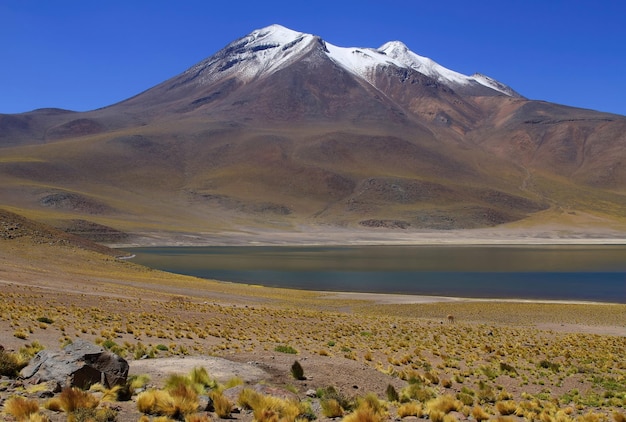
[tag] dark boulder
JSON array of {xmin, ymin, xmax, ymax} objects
[{"xmin": 20, "ymin": 339, "xmax": 128, "ymax": 389}]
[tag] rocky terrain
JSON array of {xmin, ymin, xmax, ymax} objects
[{"xmin": 1, "ymin": 209, "xmax": 625, "ymax": 421}]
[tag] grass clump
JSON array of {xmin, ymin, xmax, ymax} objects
[
  {"xmin": 0, "ymin": 349, "xmax": 29, "ymax": 377},
  {"xmin": 36, "ymin": 316, "xmax": 54, "ymax": 324},
  {"xmin": 59, "ymin": 387, "xmax": 99, "ymax": 413},
  {"xmin": 397, "ymin": 402, "xmax": 424, "ymax": 418},
  {"xmin": 426, "ymin": 395, "xmax": 462, "ymax": 415},
  {"xmin": 209, "ymin": 389, "xmax": 232, "ymax": 418},
  {"xmin": 44, "ymin": 397, "xmax": 63, "ymax": 412},
  {"xmin": 3, "ymin": 396, "xmax": 41, "ymax": 421},
  {"xmin": 343, "ymin": 407, "xmax": 382, "ymax": 422},
  {"xmin": 539, "ymin": 359, "xmax": 561, "ymax": 372},
  {"xmin": 400, "ymin": 383, "xmax": 436, "ymax": 403},
  {"xmin": 274, "ymin": 345, "xmax": 298, "ymax": 354},
  {"xmin": 89, "ymin": 383, "xmax": 123, "ymax": 402},
  {"xmin": 237, "ymin": 387, "xmax": 305, "ymax": 422},
  {"xmin": 495, "ymin": 400, "xmax": 518, "ymax": 416},
  {"xmin": 385, "ymin": 384, "xmax": 399, "ymax": 402},
  {"xmin": 137, "ymin": 385, "xmax": 199, "ymax": 419},
  {"xmin": 343, "ymin": 394, "xmax": 386, "ymax": 422},
  {"xmin": 471, "ymin": 405, "xmax": 491, "ymax": 421},
  {"xmin": 321, "ymin": 398, "xmax": 344, "ymax": 418}
]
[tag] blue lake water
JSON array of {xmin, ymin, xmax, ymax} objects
[{"xmin": 127, "ymin": 245, "xmax": 626, "ymax": 303}]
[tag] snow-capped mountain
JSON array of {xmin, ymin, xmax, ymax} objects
[
  {"xmin": 179, "ymin": 24, "xmax": 520, "ymax": 98},
  {"xmin": 3, "ymin": 24, "xmax": 626, "ymax": 234}
]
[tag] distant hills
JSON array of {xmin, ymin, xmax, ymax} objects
[{"xmin": 2, "ymin": 24, "xmax": 626, "ymax": 240}]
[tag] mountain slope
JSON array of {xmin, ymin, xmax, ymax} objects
[{"xmin": 1, "ymin": 24, "xmax": 626, "ymax": 238}]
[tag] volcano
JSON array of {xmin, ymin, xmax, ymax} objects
[{"xmin": 1, "ymin": 24, "xmax": 626, "ymax": 239}]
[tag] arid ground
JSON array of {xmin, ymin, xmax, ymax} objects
[{"xmin": 1, "ymin": 209, "xmax": 625, "ymax": 422}]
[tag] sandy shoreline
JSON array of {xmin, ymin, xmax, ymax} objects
[
  {"xmin": 106, "ymin": 226, "xmax": 626, "ymax": 248},
  {"xmin": 317, "ymin": 291, "xmax": 621, "ymax": 306}
]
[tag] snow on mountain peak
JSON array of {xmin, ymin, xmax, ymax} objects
[
  {"xmin": 183, "ymin": 24, "xmax": 319, "ymax": 84},
  {"xmin": 186, "ymin": 25, "xmax": 518, "ymax": 97},
  {"xmin": 378, "ymin": 41, "xmax": 471, "ymax": 85},
  {"xmin": 248, "ymin": 24, "xmax": 306, "ymax": 46}
]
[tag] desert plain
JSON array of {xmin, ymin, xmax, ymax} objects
[{"xmin": 0, "ymin": 208, "xmax": 625, "ymax": 422}]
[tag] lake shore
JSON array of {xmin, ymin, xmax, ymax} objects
[{"xmin": 106, "ymin": 225, "xmax": 626, "ymax": 248}]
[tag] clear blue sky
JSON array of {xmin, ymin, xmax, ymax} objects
[{"xmin": 2, "ymin": 0, "xmax": 625, "ymax": 116}]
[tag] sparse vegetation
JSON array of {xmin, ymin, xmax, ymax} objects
[
  {"xmin": 0, "ymin": 213, "xmax": 625, "ymax": 421},
  {"xmin": 274, "ymin": 345, "xmax": 298, "ymax": 354},
  {"xmin": 3, "ymin": 396, "xmax": 42, "ymax": 421},
  {"xmin": 59, "ymin": 387, "xmax": 99, "ymax": 413},
  {"xmin": 0, "ymin": 349, "xmax": 29, "ymax": 377}
]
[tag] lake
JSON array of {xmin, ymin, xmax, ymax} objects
[{"xmin": 127, "ymin": 245, "xmax": 626, "ymax": 303}]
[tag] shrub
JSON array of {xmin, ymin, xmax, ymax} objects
[
  {"xmin": 89, "ymin": 383, "xmax": 122, "ymax": 402},
  {"xmin": 20, "ymin": 341, "xmax": 45, "ymax": 358},
  {"xmin": 385, "ymin": 384, "xmax": 399, "ymax": 402},
  {"xmin": 44, "ymin": 397, "xmax": 62, "ymax": 412},
  {"xmin": 3, "ymin": 396, "xmax": 41, "ymax": 420},
  {"xmin": 137, "ymin": 387, "xmax": 197, "ymax": 418},
  {"xmin": 400, "ymin": 384, "xmax": 436, "ymax": 402},
  {"xmin": 426, "ymin": 395, "xmax": 462, "ymax": 414},
  {"xmin": 25, "ymin": 414, "xmax": 50, "ymax": 422},
  {"xmin": 318, "ymin": 386, "xmax": 352, "ymax": 411},
  {"xmin": 613, "ymin": 412, "xmax": 626, "ymax": 422},
  {"xmin": 397, "ymin": 402, "xmax": 423, "ymax": 418},
  {"xmin": 164, "ymin": 373, "xmax": 201, "ymax": 395},
  {"xmin": 358, "ymin": 393, "xmax": 386, "ymax": 418},
  {"xmin": 13, "ymin": 330, "xmax": 29, "ymax": 340},
  {"xmin": 321, "ymin": 398, "xmax": 344, "ymax": 418},
  {"xmin": 291, "ymin": 360, "xmax": 305, "ymax": 380},
  {"xmin": 238, "ymin": 388, "xmax": 261, "ymax": 410},
  {"xmin": 274, "ymin": 345, "xmax": 297, "ymax": 354},
  {"xmin": 539, "ymin": 359, "xmax": 560, "ymax": 372},
  {"xmin": 118, "ymin": 373, "xmax": 151, "ymax": 400},
  {"xmin": 59, "ymin": 387, "xmax": 99, "ymax": 413},
  {"xmin": 237, "ymin": 387, "xmax": 304, "ymax": 422},
  {"xmin": 343, "ymin": 407, "xmax": 382, "ymax": 422},
  {"xmin": 36, "ymin": 316, "xmax": 54, "ymax": 324},
  {"xmin": 167, "ymin": 383, "xmax": 200, "ymax": 418},
  {"xmin": 0, "ymin": 349, "xmax": 29, "ymax": 377},
  {"xmin": 137, "ymin": 390, "xmax": 170, "ymax": 415},
  {"xmin": 209, "ymin": 389, "xmax": 232, "ymax": 418},
  {"xmin": 499, "ymin": 362, "xmax": 517, "ymax": 375},
  {"xmin": 496, "ymin": 400, "xmax": 518, "ymax": 416},
  {"xmin": 471, "ymin": 405, "xmax": 491, "ymax": 421},
  {"xmin": 223, "ymin": 376, "xmax": 244, "ymax": 389},
  {"xmin": 457, "ymin": 392, "xmax": 474, "ymax": 406},
  {"xmin": 189, "ymin": 366, "xmax": 215, "ymax": 389}
]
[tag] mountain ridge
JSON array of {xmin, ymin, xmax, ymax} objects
[{"xmin": 1, "ymin": 24, "xmax": 625, "ymax": 239}]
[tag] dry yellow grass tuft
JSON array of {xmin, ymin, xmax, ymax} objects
[
  {"xmin": 59, "ymin": 387, "xmax": 99, "ymax": 413},
  {"xmin": 471, "ymin": 405, "xmax": 491, "ymax": 421},
  {"xmin": 209, "ymin": 389, "xmax": 232, "ymax": 418},
  {"xmin": 3, "ymin": 396, "xmax": 41, "ymax": 421},
  {"xmin": 397, "ymin": 402, "xmax": 423, "ymax": 418}
]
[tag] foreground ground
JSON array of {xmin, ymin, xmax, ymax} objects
[{"xmin": 0, "ymin": 209, "xmax": 625, "ymax": 421}]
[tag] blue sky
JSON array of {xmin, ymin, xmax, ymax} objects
[{"xmin": 1, "ymin": 0, "xmax": 625, "ymax": 116}]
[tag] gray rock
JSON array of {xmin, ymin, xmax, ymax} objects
[{"xmin": 20, "ymin": 339, "xmax": 128, "ymax": 389}]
